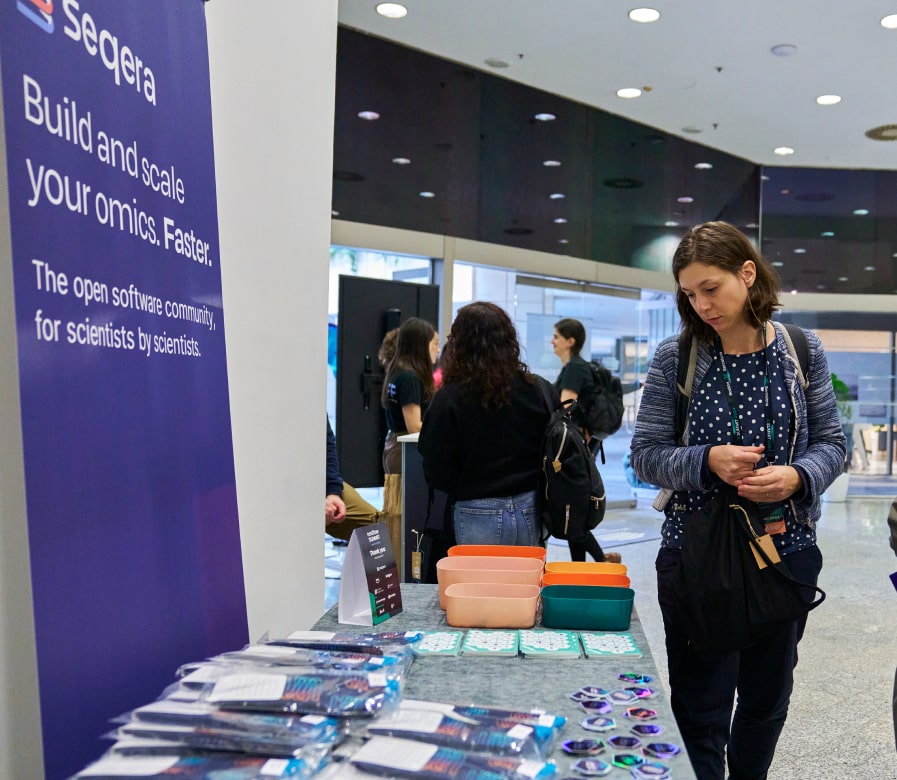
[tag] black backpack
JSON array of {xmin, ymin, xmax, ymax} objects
[
  {"xmin": 582, "ymin": 361, "xmax": 625, "ymax": 441},
  {"xmin": 536, "ymin": 378, "xmax": 606, "ymax": 542}
]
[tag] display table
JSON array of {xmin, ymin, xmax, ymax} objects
[{"xmin": 314, "ymin": 583, "xmax": 696, "ymax": 777}]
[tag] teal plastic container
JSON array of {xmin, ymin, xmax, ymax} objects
[{"xmin": 540, "ymin": 584, "xmax": 635, "ymax": 631}]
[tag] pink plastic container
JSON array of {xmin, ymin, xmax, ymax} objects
[
  {"xmin": 436, "ymin": 555, "xmax": 544, "ymax": 608},
  {"xmin": 443, "ymin": 583, "xmax": 540, "ymax": 628}
]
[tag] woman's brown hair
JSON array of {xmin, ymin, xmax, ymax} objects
[
  {"xmin": 440, "ymin": 301, "xmax": 533, "ymax": 410},
  {"xmin": 381, "ymin": 317, "xmax": 436, "ymax": 406},
  {"xmin": 672, "ymin": 221, "xmax": 781, "ymax": 343}
]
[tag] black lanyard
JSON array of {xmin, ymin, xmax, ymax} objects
[{"xmin": 715, "ymin": 323, "xmax": 776, "ymax": 461}]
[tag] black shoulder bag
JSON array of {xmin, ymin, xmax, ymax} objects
[{"xmin": 674, "ymin": 485, "xmax": 825, "ymax": 659}]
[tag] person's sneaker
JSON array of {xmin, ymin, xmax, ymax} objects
[{"xmin": 605, "ymin": 552, "xmax": 622, "ymax": 564}]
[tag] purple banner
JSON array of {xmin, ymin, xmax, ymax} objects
[{"xmin": 0, "ymin": 2, "xmax": 248, "ymax": 777}]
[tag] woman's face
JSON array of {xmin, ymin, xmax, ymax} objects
[
  {"xmin": 551, "ymin": 329, "xmax": 575, "ymax": 359},
  {"xmin": 678, "ymin": 261, "xmax": 754, "ymax": 336},
  {"xmin": 429, "ymin": 332, "xmax": 440, "ymax": 365}
]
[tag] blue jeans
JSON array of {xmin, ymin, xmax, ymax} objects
[
  {"xmin": 453, "ymin": 491, "xmax": 538, "ymax": 546},
  {"xmin": 656, "ymin": 544, "xmax": 823, "ymax": 780}
]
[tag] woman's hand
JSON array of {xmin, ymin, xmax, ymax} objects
[
  {"xmin": 738, "ymin": 464, "xmax": 803, "ymax": 503},
  {"xmin": 708, "ymin": 444, "xmax": 765, "ymax": 486}
]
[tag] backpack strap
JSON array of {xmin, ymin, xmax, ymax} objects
[
  {"xmin": 774, "ymin": 322, "xmax": 809, "ymax": 391},
  {"xmin": 674, "ymin": 332, "xmax": 698, "ymax": 445},
  {"xmin": 536, "ymin": 375, "xmax": 556, "ymax": 414}
]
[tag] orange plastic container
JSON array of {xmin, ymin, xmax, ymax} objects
[
  {"xmin": 544, "ymin": 561, "xmax": 627, "ymax": 576},
  {"xmin": 444, "ymin": 582, "xmax": 540, "ymax": 628},
  {"xmin": 541, "ymin": 571, "xmax": 631, "ymax": 588},
  {"xmin": 447, "ymin": 544, "xmax": 547, "ymax": 561},
  {"xmin": 436, "ymin": 556, "xmax": 544, "ymax": 608}
]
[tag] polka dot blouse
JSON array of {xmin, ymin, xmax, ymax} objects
[{"xmin": 661, "ymin": 342, "xmax": 816, "ymax": 556}]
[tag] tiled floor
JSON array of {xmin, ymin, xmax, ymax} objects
[{"xmin": 324, "ymin": 492, "xmax": 897, "ymax": 777}]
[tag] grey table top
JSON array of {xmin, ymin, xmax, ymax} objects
[{"xmin": 314, "ymin": 583, "xmax": 695, "ymax": 778}]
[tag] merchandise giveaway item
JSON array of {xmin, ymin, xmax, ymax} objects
[
  {"xmin": 535, "ymin": 381, "xmax": 606, "ymax": 542},
  {"xmin": 674, "ymin": 484, "xmax": 826, "ymax": 657}
]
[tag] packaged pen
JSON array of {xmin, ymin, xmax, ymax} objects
[{"xmin": 348, "ymin": 736, "xmax": 557, "ymax": 779}]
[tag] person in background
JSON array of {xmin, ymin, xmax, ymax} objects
[
  {"xmin": 377, "ymin": 327, "xmax": 399, "ymax": 369},
  {"xmin": 381, "ymin": 317, "xmax": 439, "ymax": 474},
  {"xmin": 325, "ymin": 418, "xmax": 380, "ymax": 541},
  {"xmin": 630, "ymin": 221, "xmax": 845, "ymax": 779},
  {"xmin": 552, "ymin": 317, "xmax": 621, "ymax": 564},
  {"xmin": 419, "ymin": 301, "xmax": 555, "ymax": 546}
]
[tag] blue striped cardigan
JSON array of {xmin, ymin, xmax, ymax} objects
[{"xmin": 630, "ymin": 326, "xmax": 846, "ymax": 529}]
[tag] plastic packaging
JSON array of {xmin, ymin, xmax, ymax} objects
[
  {"xmin": 266, "ymin": 630, "xmax": 423, "ymax": 657},
  {"xmin": 365, "ymin": 706, "xmax": 547, "ymax": 759},
  {"xmin": 348, "ymin": 735, "xmax": 557, "ymax": 779},
  {"xmin": 70, "ymin": 752, "xmax": 319, "ymax": 779}
]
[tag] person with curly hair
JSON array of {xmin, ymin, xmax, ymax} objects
[
  {"xmin": 381, "ymin": 317, "xmax": 439, "ymax": 474},
  {"xmin": 419, "ymin": 301, "xmax": 557, "ymax": 545}
]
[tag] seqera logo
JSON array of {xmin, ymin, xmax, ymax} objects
[
  {"xmin": 17, "ymin": 0, "xmax": 157, "ymax": 105},
  {"xmin": 17, "ymin": 0, "xmax": 53, "ymax": 33}
]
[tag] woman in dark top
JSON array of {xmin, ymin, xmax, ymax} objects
[
  {"xmin": 552, "ymin": 317, "xmax": 618, "ymax": 563},
  {"xmin": 419, "ymin": 302, "xmax": 556, "ymax": 545},
  {"xmin": 381, "ymin": 317, "xmax": 439, "ymax": 474}
]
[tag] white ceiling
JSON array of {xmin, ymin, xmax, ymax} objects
[{"xmin": 338, "ymin": 0, "xmax": 897, "ymax": 170}]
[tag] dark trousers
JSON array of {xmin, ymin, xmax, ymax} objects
[
  {"xmin": 568, "ymin": 533, "xmax": 606, "ymax": 562},
  {"xmin": 656, "ymin": 544, "xmax": 823, "ymax": 780}
]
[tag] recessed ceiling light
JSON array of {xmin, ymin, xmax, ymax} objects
[
  {"xmin": 865, "ymin": 124, "xmax": 897, "ymax": 141},
  {"xmin": 790, "ymin": 289, "xmax": 798, "ymax": 295},
  {"xmin": 745, "ymin": 223, "xmax": 759, "ymax": 229},
  {"xmin": 331, "ymin": 210, "xmax": 339, "ymax": 216},
  {"xmin": 419, "ymin": 191, "xmax": 435, "ymax": 198},
  {"xmin": 554, "ymin": 217, "xmax": 568, "ymax": 224},
  {"xmin": 629, "ymin": 7, "xmax": 661, "ymax": 23},
  {"xmin": 817, "ymin": 284, "xmax": 827, "ymax": 290},
  {"xmin": 392, "ymin": 157, "xmax": 411, "ymax": 165},
  {"xmin": 774, "ymin": 146, "xmax": 795, "ymax": 155},
  {"xmin": 881, "ymin": 13, "xmax": 897, "ymax": 28},
  {"xmin": 682, "ymin": 126, "xmax": 702, "ymax": 134},
  {"xmin": 865, "ymin": 265, "xmax": 876, "ymax": 271},
  {"xmin": 816, "ymin": 94, "xmax": 841, "ymax": 106},
  {"xmin": 760, "ymin": 175, "xmax": 770, "ymax": 181},
  {"xmin": 549, "ymin": 193, "xmax": 565, "ymax": 199},
  {"xmin": 854, "ymin": 208, "xmax": 870, "ymax": 215},
  {"xmin": 484, "ymin": 58, "xmax": 509, "ymax": 69},
  {"xmin": 534, "ymin": 113, "xmax": 556, "ymax": 121},
  {"xmin": 821, "ymin": 231, "xmax": 835, "ymax": 237},
  {"xmin": 772, "ymin": 261, "xmax": 784, "ymax": 267},
  {"xmin": 695, "ymin": 162, "xmax": 713, "ymax": 170},
  {"xmin": 794, "ymin": 248, "xmax": 807, "ymax": 254},
  {"xmin": 543, "ymin": 160, "xmax": 562, "ymax": 167},
  {"xmin": 376, "ymin": 3, "xmax": 407, "ymax": 18},
  {"xmin": 838, "ymin": 277, "xmax": 849, "ymax": 282},
  {"xmin": 617, "ymin": 87, "xmax": 642, "ymax": 99},
  {"xmin": 892, "ymin": 252, "xmax": 897, "ymax": 258},
  {"xmin": 677, "ymin": 196, "xmax": 694, "ymax": 203},
  {"xmin": 558, "ymin": 239, "xmax": 570, "ymax": 244},
  {"xmin": 357, "ymin": 110, "xmax": 380, "ymax": 121},
  {"xmin": 664, "ymin": 221, "xmax": 679, "ymax": 227},
  {"xmin": 770, "ymin": 43, "xmax": 798, "ymax": 57}
]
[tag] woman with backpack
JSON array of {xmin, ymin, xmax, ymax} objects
[
  {"xmin": 419, "ymin": 302, "xmax": 556, "ymax": 545},
  {"xmin": 552, "ymin": 317, "xmax": 620, "ymax": 564},
  {"xmin": 630, "ymin": 221, "xmax": 845, "ymax": 780}
]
